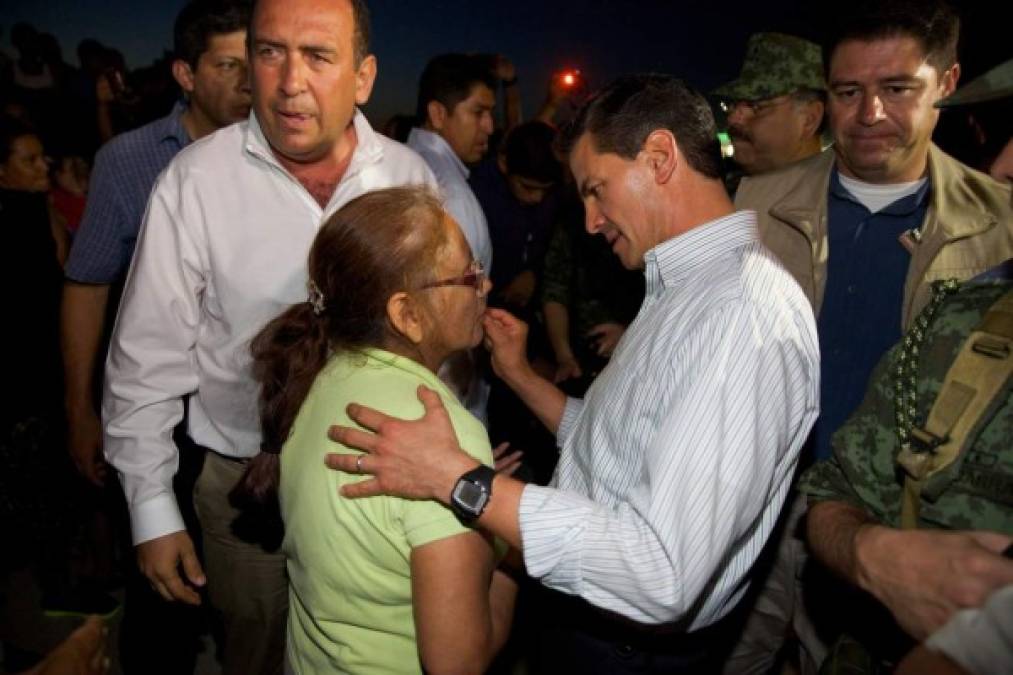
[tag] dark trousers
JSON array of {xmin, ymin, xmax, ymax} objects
[
  {"xmin": 530, "ymin": 587, "xmax": 740, "ymax": 675},
  {"xmin": 119, "ymin": 427, "xmax": 210, "ymax": 675}
]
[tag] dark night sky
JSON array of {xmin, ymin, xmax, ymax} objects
[{"xmin": 1, "ymin": 1, "xmax": 1006, "ymax": 126}]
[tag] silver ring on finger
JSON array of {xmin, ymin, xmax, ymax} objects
[{"xmin": 356, "ymin": 455, "xmax": 364, "ymax": 474}]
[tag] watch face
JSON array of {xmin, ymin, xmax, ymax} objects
[
  {"xmin": 455, "ymin": 481, "xmax": 487, "ymax": 510},
  {"xmin": 451, "ymin": 466, "xmax": 494, "ymax": 521}
]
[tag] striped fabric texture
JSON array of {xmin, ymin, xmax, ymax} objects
[{"xmin": 519, "ymin": 210, "xmax": 820, "ymax": 628}]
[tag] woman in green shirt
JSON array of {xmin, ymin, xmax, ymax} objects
[{"xmin": 234, "ymin": 186, "xmax": 517, "ymax": 674}]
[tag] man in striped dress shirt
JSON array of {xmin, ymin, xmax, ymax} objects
[{"xmin": 327, "ymin": 74, "xmax": 820, "ymax": 673}]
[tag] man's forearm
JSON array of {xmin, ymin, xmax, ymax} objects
[
  {"xmin": 543, "ymin": 300, "xmax": 574, "ymax": 362},
  {"xmin": 61, "ymin": 282, "xmax": 111, "ymax": 417},
  {"xmin": 806, "ymin": 499, "xmax": 880, "ymax": 587},
  {"xmin": 500, "ymin": 362, "xmax": 567, "ymax": 434},
  {"xmin": 478, "ymin": 474, "xmax": 526, "ymax": 550},
  {"xmin": 424, "ymin": 451, "xmax": 527, "ymax": 552}
]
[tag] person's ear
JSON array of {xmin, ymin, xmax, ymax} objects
[
  {"xmin": 801, "ymin": 99, "xmax": 825, "ymax": 139},
  {"xmin": 427, "ymin": 100, "xmax": 448, "ymax": 131},
  {"xmin": 171, "ymin": 59, "xmax": 196, "ymax": 96},
  {"xmin": 386, "ymin": 292, "xmax": 425, "ymax": 345},
  {"xmin": 641, "ymin": 129, "xmax": 679, "ymax": 184},
  {"xmin": 939, "ymin": 62, "xmax": 961, "ymax": 98},
  {"xmin": 354, "ymin": 54, "xmax": 378, "ymax": 106}
]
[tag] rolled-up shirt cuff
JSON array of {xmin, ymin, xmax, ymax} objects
[
  {"xmin": 925, "ymin": 585, "xmax": 1013, "ymax": 675},
  {"xmin": 556, "ymin": 397, "xmax": 584, "ymax": 447},
  {"xmin": 129, "ymin": 492, "xmax": 186, "ymax": 545}
]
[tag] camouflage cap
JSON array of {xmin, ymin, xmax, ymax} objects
[
  {"xmin": 935, "ymin": 58, "xmax": 1013, "ymax": 108},
  {"xmin": 712, "ymin": 32, "xmax": 825, "ymax": 101}
]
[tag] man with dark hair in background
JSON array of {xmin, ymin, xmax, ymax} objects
[
  {"xmin": 409, "ymin": 52, "xmax": 496, "ymax": 273},
  {"xmin": 101, "ymin": 0, "xmax": 433, "ymax": 672},
  {"xmin": 60, "ymin": 2, "xmax": 251, "ymax": 672},
  {"xmin": 324, "ymin": 73, "xmax": 820, "ymax": 674},
  {"xmin": 729, "ymin": 1, "xmax": 1013, "ymax": 672}
]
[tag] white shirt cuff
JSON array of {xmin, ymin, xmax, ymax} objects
[
  {"xmin": 926, "ymin": 585, "xmax": 1013, "ymax": 675},
  {"xmin": 130, "ymin": 492, "xmax": 186, "ymax": 545}
]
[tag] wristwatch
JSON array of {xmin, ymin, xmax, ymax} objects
[{"xmin": 450, "ymin": 464, "xmax": 495, "ymax": 523}]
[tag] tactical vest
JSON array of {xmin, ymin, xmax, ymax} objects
[{"xmin": 895, "ymin": 283, "xmax": 1013, "ymax": 531}]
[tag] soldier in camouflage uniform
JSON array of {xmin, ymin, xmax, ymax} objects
[
  {"xmin": 712, "ymin": 32, "xmax": 826, "ymax": 180},
  {"xmin": 801, "ymin": 266, "xmax": 1013, "ymax": 672}
]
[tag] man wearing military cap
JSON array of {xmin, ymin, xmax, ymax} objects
[{"xmin": 713, "ymin": 32, "xmax": 826, "ymax": 176}]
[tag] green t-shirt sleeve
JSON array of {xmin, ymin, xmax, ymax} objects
[{"xmin": 401, "ymin": 408, "xmax": 495, "ymax": 549}]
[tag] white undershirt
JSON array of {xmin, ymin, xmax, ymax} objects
[{"xmin": 838, "ymin": 172, "xmax": 927, "ymax": 213}]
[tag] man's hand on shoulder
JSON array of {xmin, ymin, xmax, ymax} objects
[
  {"xmin": 325, "ymin": 385, "xmax": 476, "ymax": 504},
  {"xmin": 854, "ymin": 525, "xmax": 1013, "ymax": 639},
  {"xmin": 137, "ymin": 531, "xmax": 205, "ymax": 606}
]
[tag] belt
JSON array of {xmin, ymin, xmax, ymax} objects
[{"xmin": 541, "ymin": 587, "xmax": 742, "ymax": 655}]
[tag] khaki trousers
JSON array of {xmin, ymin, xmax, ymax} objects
[
  {"xmin": 721, "ymin": 494, "xmax": 828, "ymax": 675},
  {"xmin": 194, "ymin": 451, "xmax": 288, "ymax": 675}
]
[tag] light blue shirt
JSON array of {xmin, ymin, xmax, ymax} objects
[
  {"xmin": 407, "ymin": 127, "xmax": 493, "ymax": 273},
  {"xmin": 518, "ymin": 210, "xmax": 820, "ymax": 628}
]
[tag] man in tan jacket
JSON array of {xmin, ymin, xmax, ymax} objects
[{"xmin": 726, "ymin": 1, "xmax": 1013, "ymax": 673}]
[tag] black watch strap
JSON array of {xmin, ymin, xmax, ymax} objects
[{"xmin": 450, "ymin": 464, "xmax": 495, "ymax": 523}]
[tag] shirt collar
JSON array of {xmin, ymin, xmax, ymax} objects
[
  {"xmin": 643, "ymin": 210, "xmax": 759, "ymax": 294},
  {"xmin": 408, "ymin": 127, "xmax": 469, "ymax": 179},
  {"xmin": 158, "ymin": 100, "xmax": 191, "ymax": 146},
  {"xmin": 243, "ymin": 107, "xmax": 383, "ymax": 172}
]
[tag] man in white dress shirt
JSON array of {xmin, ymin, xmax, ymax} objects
[
  {"xmin": 101, "ymin": 0, "xmax": 433, "ymax": 672},
  {"xmin": 325, "ymin": 74, "xmax": 820, "ymax": 673}
]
